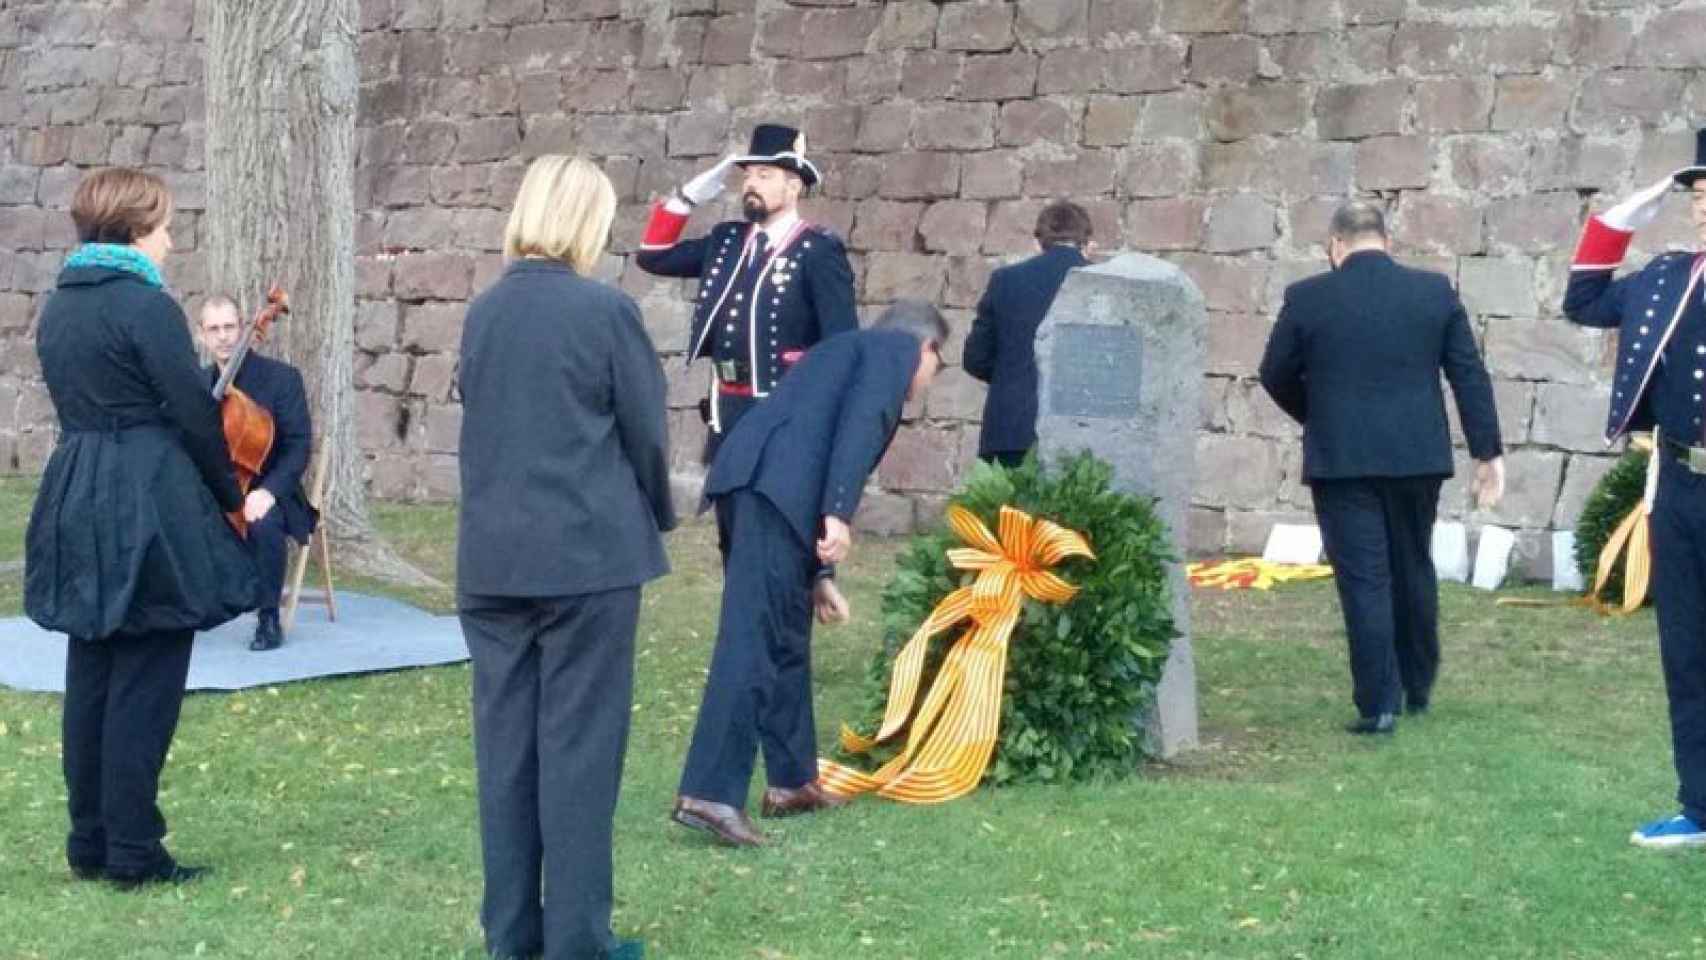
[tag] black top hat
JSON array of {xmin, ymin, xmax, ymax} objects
[
  {"xmin": 1673, "ymin": 127, "xmax": 1706, "ymax": 187},
  {"xmin": 735, "ymin": 123, "xmax": 821, "ymax": 188}
]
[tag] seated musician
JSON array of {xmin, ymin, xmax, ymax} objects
[{"xmin": 197, "ymin": 294, "xmax": 318, "ymax": 651}]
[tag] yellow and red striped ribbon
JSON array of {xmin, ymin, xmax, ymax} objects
[{"xmin": 818, "ymin": 505, "xmax": 1093, "ymax": 805}]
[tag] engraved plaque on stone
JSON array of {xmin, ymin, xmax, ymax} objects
[
  {"xmin": 1034, "ymin": 252, "xmax": 1206, "ymax": 759},
  {"xmin": 1049, "ymin": 325, "xmax": 1143, "ymax": 420}
]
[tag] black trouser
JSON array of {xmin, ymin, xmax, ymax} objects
[
  {"xmin": 1311, "ymin": 476, "xmax": 1443, "ymax": 718},
  {"xmin": 1650, "ymin": 454, "xmax": 1706, "ymax": 824},
  {"xmin": 702, "ymin": 390, "xmax": 757, "ymax": 466},
  {"xmin": 461, "ymin": 588, "xmax": 640, "ymax": 960},
  {"xmin": 679, "ymin": 489, "xmax": 818, "ymax": 808},
  {"xmin": 249, "ymin": 506, "xmax": 289, "ymax": 613},
  {"xmin": 62, "ymin": 629, "xmax": 195, "ymax": 875},
  {"xmin": 984, "ymin": 450, "xmax": 1027, "ymax": 469}
]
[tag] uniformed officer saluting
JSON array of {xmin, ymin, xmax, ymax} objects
[
  {"xmin": 1565, "ymin": 127, "xmax": 1706, "ymax": 850},
  {"xmin": 636, "ymin": 123, "xmax": 858, "ymax": 458}
]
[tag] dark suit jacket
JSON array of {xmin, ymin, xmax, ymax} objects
[
  {"xmin": 221, "ymin": 353, "xmax": 317, "ymax": 541},
  {"xmin": 1259, "ymin": 250, "xmax": 1502, "ymax": 481},
  {"xmin": 963, "ymin": 244, "xmax": 1087, "ymax": 458},
  {"xmin": 456, "ymin": 259, "xmax": 677, "ymax": 598},
  {"xmin": 703, "ymin": 329, "xmax": 919, "ymax": 550}
]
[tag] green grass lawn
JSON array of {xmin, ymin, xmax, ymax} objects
[{"xmin": 1, "ymin": 475, "xmax": 1703, "ymax": 959}]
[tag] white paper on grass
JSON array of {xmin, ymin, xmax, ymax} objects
[
  {"xmin": 1261, "ymin": 523, "xmax": 1323, "ymax": 565},
  {"xmin": 1471, "ymin": 525, "xmax": 1517, "ymax": 591},
  {"xmin": 1431, "ymin": 522, "xmax": 1469, "ymax": 583},
  {"xmin": 1552, "ymin": 530, "xmax": 1585, "ymax": 593}
]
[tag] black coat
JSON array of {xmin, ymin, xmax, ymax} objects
[
  {"xmin": 963, "ymin": 244, "xmax": 1088, "ymax": 458},
  {"xmin": 456, "ymin": 259, "xmax": 677, "ymax": 598},
  {"xmin": 216, "ymin": 353, "xmax": 318, "ymax": 541},
  {"xmin": 1259, "ymin": 250, "xmax": 1503, "ymax": 481},
  {"xmin": 703, "ymin": 329, "xmax": 919, "ymax": 549},
  {"xmin": 635, "ymin": 218, "xmax": 858, "ymax": 397},
  {"xmin": 25, "ymin": 266, "xmax": 259, "ymax": 639}
]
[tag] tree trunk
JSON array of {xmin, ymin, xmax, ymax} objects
[{"xmin": 205, "ymin": 0, "xmax": 435, "ymax": 586}]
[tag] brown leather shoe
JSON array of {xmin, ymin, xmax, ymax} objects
[
  {"xmin": 670, "ymin": 795, "xmax": 767, "ymax": 847},
  {"xmin": 760, "ymin": 782, "xmax": 851, "ymax": 819}
]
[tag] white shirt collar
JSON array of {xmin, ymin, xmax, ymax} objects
[{"xmin": 755, "ymin": 209, "xmax": 800, "ymax": 245}]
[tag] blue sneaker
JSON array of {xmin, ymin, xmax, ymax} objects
[{"xmin": 1629, "ymin": 814, "xmax": 1706, "ymax": 849}]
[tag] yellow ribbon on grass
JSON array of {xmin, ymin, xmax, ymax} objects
[{"xmin": 818, "ymin": 505, "xmax": 1093, "ymax": 804}]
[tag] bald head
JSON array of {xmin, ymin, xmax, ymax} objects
[{"xmin": 1327, "ymin": 200, "xmax": 1388, "ymax": 268}]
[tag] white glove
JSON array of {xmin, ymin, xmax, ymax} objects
[
  {"xmin": 679, "ymin": 154, "xmax": 737, "ymax": 206},
  {"xmin": 1600, "ymin": 176, "xmax": 1674, "ymax": 232}
]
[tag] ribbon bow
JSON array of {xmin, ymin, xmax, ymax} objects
[{"xmin": 818, "ymin": 505, "xmax": 1094, "ymax": 804}]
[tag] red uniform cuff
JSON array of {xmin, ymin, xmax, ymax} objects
[
  {"xmin": 1571, "ymin": 216, "xmax": 1633, "ymax": 270},
  {"xmin": 640, "ymin": 201, "xmax": 689, "ymax": 250}
]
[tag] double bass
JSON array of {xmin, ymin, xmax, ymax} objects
[{"xmin": 212, "ymin": 285, "xmax": 289, "ymax": 538}]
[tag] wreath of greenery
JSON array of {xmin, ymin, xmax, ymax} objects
[
  {"xmin": 840, "ymin": 451, "xmax": 1178, "ymax": 786},
  {"xmin": 1572, "ymin": 447, "xmax": 1650, "ymax": 607}
]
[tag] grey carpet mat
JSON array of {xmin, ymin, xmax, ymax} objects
[{"xmin": 0, "ymin": 593, "xmax": 467, "ymax": 693}]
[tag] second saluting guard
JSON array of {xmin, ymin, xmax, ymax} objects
[
  {"xmin": 197, "ymin": 295, "xmax": 318, "ymax": 652},
  {"xmin": 1565, "ymin": 128, "xmax": 1706, "ymax": 850}
]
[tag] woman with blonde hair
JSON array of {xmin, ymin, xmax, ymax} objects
[
  {"xmin": 457, "ymin": 154, "xmax": 673, "ymax": 960},
  {"xmin": 27, "ymin": 167, "xmax": 257, "ymax": 887}
]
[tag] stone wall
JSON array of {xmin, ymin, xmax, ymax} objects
[{"xmin": 5, "ymin": 0, "xmax": 1706, "ymax": 574}]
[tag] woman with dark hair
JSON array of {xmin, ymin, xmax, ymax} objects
[
  {"xmin": 26, "ymin": 166, "xmax": 257, "ymax": 888},
  {"xmin": 458, "ymin": 154, "xmax": 674, "ymax": 960}
]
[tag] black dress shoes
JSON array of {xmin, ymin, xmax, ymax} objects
[
  {"xmin": 1345, "ymin": 713, "xmax": 1397, "ymax": 735},
  {"xmin": 108, "ymin": 858, "xmax": 210, "ymax": 890},
  {"xmin": 69, "ymin": 861, "xmax": 104, "ymax": 881},
  {"xmin": 250, "ymin": 609, "xmax": 283, "ymax": 651},
  {"xmin": 1405, "ymin": 697, "xmax": 1430, "ymax": 716},
  {"xmin": 670, "ymin": 795, "xmax": 767, "ymax": 847}
]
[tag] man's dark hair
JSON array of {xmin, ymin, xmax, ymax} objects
[
  {"xmin": 875, "ymin": 298, "xmax": 949, "ymax": 347},
  {"xmin": 1329, "ymin": 201, "xmax": 1387, "ymax": 243},
  {"xmin": 1033, "ymin": 201, "xmax": 1093, "ymax": 247}
]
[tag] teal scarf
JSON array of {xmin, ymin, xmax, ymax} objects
[{"xmin": 64, "ymin": 243, "xmax": 165, "ymax": 288}]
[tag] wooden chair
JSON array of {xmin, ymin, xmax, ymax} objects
[{"xmin": 281, "ymin": 441, "xmax": 338, "ymax": 632}]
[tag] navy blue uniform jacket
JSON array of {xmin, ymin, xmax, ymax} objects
[
  {"xmin": 703, "ymin": 329, "xmax": 919, "ymax": 550},
  {"xmin": 1259, "ymin": 250, "xmax": 1503, "ymax": 481},
  {"xmin": 963, "ymin": 244, "xmax": 1087, "ymax": 458}
]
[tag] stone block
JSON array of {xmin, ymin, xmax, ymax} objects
[
  {"xmin": 1159, "ymin": 0, "xmax": 1241, "ymax": 33},
  {"xmin": 1262, "ymin": 33, "xmax": 1341, "ymax": 82},
  {"xmin": 1205, "ymin": 82, "xmax": 1310, "ymax": 141},
  {"xmin": 853, "ymin": 490, "xmax": 916, "ymax": 536},
  {"xmin": 701, "ymin": 14, "xmax": 755, "ymax": 65},
  {"xmin": 938, "ymin": 2, "xmax": 1015, "ymax": 52},
  {"xmin": 356, "ymin": 390, "xmax": 404, "ymax": 451},
  {"xmin": 1089, "ymin": 0, "xmax": 1158, "ymax": 41},
  {"xmin": 863, "ymin": 252, "xmax": 945, "ymax": 302},
  {"xmin": 856, "ymin": 102, "xmax": 912, "ymax": 153},
  {"xmin": 1573, "ymin": 71, "xmax": 1688, "ymax": 133},
  {"xmin": 1491, "ymin": 75, "xmax": 1572, "ymax": 132},
  {"xmin": 997, "ymin": 99, "xmax": 1074, "ymax": 147},
  {"xmin": 1024, "ymin": 149, "xmax": 1118, "ymax": 198},
  {"xmin": 1166, "ymin": 254, "xmax": 1266, "ymax": 314},
  {"xmin": 919, "ymin": 202, "xmax": 987, "ymax": 255},
  {"xmin": 1122, "ymin": 142, "xmax": 1198, "ymax": 198},
  {"xmin": 901, "ymin": 50, "xmax": 962, "ymax": 100},
  {"xmin": 1485, "ymin": 193, "xmax": 1584, "ymax": 255},
  {"xmin": 356, "ymin": 301, "xmax": 401, "ymax": 352},
  {"xmin": 385, "ymin": 207, "xmax": 460, "ymax": 251},
  {"xmin": 1103, "ymin": 43, "xmax": 1187, "ymax": 94},
  {"xmin": 422, "ymin": 403, "xmax": 463, "ymax": 455},
  {"xmin": 1458, "ymin": 257, "xmax": 1537, "ymax": 318},
  {"xmin": 983, "ymin": 200, "xmax": 1046, "ymax": 255},
  {"xmin": 1392, "ymin": 195, "xmax": 1484, "ymax": 257},
  {"xmin": 1486, "ymin": 25, "xmax": 1555, "ymax": 75},
  {"xmin": 879, "ymin": 1, "xmax": 940, "ymax": 50},
  {"xmin": 1315, "ymin": 79, "xmax": 1408, "ymax": 140},
  {"xmin": 944, "ymin": 256, "xmax": 997, "ymax": 311},
  {"xmin": 1563, "ymin": 13, "xmax": 1634, "ymax": 68},
  {"xmin": 1194, "ymin": 433, "xmax": 1282, "ymax": 510},
  {"xmin": 1125, "ymin": 198, "xmax": 1205, "ymax": 252},
  {"xmin": 401, "ymin": 303, "xmax": 464, "ymax": 355},
  {"xmin": 666, "ymin": 110, "xmax": 731, "ymax": 157},
  {"xmin": 1249, "ymin": 0, "xmax": 1338, "ymax": 34},
  {"xmin": 1482, "ymin": 448, "xmax": 1566, "ymax": 530},
  {"xmin": 1356, "ymin": 135, "xmax": 1433, "ymax": 190},
  {"xmin": 1204, "ymin": 195, "xmax": 1277, "ymax": 253},
  {"xmin": 1016, "ymin": 0, "xmax": 1088, "ymax": 46},
  {"xmin": 1632, "ymin": 8, "xmax": 1706, "ymax": 69},
  {"xmin": 1205, "ymin": 311, "xmax": 1274, "ymax": 378},
  {"xmin": 1483, "ymin": 317, "xmax": 1604, "ymax": 387},
  {"xmin": 1037, "ymin": 48, "xmax": 1102, "ymax": 95},
  {"xmin": 847, "ymin": 54, "xmax": 904, "ymax": 103},
  {"xmin": 1227, "ymin": 510, "xmax": 1318, "ymax": 556},
  {"xmin": 1531, "ymin": 382, "xmax": 1613, "ymax": 454},
  {"xmin": 1552, "ymin": 453, "xmax": 1617, "ymax": 529},
  {"xmin": 1448, "ymin": 136, "xmax": 1531, "ymax": 198},
  {"xmin": 575, "ymin": 114, "xmax": 664, "ymax": 157},
  {"xmin": 358, "ymin": 353, "xmax": 410, "ymax": 393},
  {"xmin": 913, "ymin": 102, "xmax": 997, "ymax": 151},
  {"xmin": 1415, "ymin": 78, "xmax": 1493, "ymax": 133},
  {"xmin": 1187, "ymin": 507, "xmax": 1228, "ymax": 558},
  {"xmin": 394, "ymin": 253, "xmax": 475, "ymax": 302},
  {"xmin": 409, "ymin": 354, "xmax": 458, "ymax": 402},
  {"xmin": 1189, "ymin": 35, "xmax": 1260, "ymax": 84},
  {"xmin": 687, "ymin": 64, "xmax": 761, "ymax": 108},
  {"xmin": 1138, "ymin": 89, "xmax": 1206, "ymax": 139},
  {"xmin": 924, "ymin": 365, "xmax": 986, "ymax": 421},
  {"xmin": 878, "ymin": 153, "xmax": 960, "ymax": 200},
  {"xmin": 850, "ymin": 200, "xmax": 923, "ymax": 252},
  {"xmin": 877, "ymin": 424, "xmax": 960, "ymax": 492},
  {"xmin": 960, "ymin": 52, "xmax": 1039, "ymax": 101},
  {"xmin": 1083, "ymin": 96, "xmax": 1140, "ymax": 147},
  {"xmin": 1532, "ymin": 136, "xmax": 1628, "ymax": 193}
]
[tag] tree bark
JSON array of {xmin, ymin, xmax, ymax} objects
[{"xmin": 205, "ymin": 0, "xmax": 435, "ymax": 586}]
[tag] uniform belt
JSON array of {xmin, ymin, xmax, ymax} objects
[
  {"xmin": 718, "ymin": 382, "xmax": 754, "ymax": 397},
  {"xmin": 1661, "ymin": 438, "xmax": 1706, "ymax": 474},
  {"xmin": 713, "ymin": 358, "xmax": 749, "ymax": 386}
]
